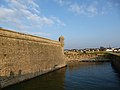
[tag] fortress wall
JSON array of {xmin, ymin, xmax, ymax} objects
[
  {"xmin": 108, "ymin": 53, "xmax": 120, "ymax": 72},
  {"xmin": 0, "ymin": 28, "xmax": 66, "ymax": 88}
]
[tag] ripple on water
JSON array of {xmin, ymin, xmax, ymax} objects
[
  {"xmin": 64, "ymin": 62, "xmax": 120, "ymax": 90},
  {"xmin": 2, "ymin": 62, "xmax": 120, "ymax": 90}
]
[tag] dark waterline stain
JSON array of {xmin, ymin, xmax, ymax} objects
[{"xmin": 2, "ymin": 62, "xmax": 120, "ymax": 90}]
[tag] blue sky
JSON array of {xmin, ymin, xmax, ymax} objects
[{"xmin": 0, "ymin": 0, "xmax": 120, "ymax": 49}]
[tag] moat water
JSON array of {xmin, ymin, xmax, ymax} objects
[{"xmin": 3, "ymin": 62, "xmax": 120, "ymax": 90}]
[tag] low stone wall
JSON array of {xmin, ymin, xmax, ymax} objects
[
  {"xmin": 108, "ymin": 53, "xmax": 120, "ymax": 72},
  {"xmin": 64, "ymin": 51, "xmax": 109, "ymax": 62},
  {"xmin": 0, "ymin": 28, "xmax": 66, "ymax": 89}
]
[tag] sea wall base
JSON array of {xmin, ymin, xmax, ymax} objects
[{"xmin": 0, "ymin": 64, "xmax": 66, "ymax": 89}]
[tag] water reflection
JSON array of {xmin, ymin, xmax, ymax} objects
[
  {"xmin": 67, "ymin": 62, "xmax": 105, "ymax": 71},
  {"xmin": 2, "ymin": 68, "xmax": 67, "ymax": 90},
  {"xmin": 2, "ymin": 62, "xmax": 120, "ymax": 90},
  {"xmin": 65, "ymin": 62, "xmax": 120, "ymax": 90},
  {"xmin": 111, "ymin": 63, "xmax": 120, "ymax": 82}
]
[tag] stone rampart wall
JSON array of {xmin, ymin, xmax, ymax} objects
[{"xmin": 0, "ymin": 28, "xmax": 66, "ymax": 88}]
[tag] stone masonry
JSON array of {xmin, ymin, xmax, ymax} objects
[{"xmin": 0, "ymin": 28, "xmax": 66, "ymax": 88}]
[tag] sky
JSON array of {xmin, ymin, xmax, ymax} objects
[{"xmin": 0, "ymin": 0, "xmax": 120, "ymax": 49}]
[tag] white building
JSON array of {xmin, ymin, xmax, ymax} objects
[{"xmin": 106, "ymin": 48, "xmax": 113, "ymax": 52}]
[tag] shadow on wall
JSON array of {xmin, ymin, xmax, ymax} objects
[
  {"xmin": 9, "ymin": 70, "xmax": 22, "ymax": 78},
  {"xmin": 0, "ymin": 70, "xmax": 22, "ymax": 83},
  {"xmin": 1, "ymin": 67, "xmax": 67, "ymax": 90}
]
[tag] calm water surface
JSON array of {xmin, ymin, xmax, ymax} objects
[{"xmin": 3, "ymin": 62, "xmax": 120, "ymax": 90}]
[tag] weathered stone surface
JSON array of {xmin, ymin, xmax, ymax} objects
[
  {"xmin": 109, "ymin": 53, "xmax": 120, "ymax": 72},
  {"xmin": 0, "ymin": 28, "xmax": 66, "ymax": 88},
  {"xmin": 64, "ymin": 51, "xmax": 109, "ymax": 62}
]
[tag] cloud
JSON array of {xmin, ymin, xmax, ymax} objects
[
  {"xmin": 55, "ymin": 0, "xmax": 99, "ymax": 16},
  {"xmin": 87, "ymin": 1, "xmax": 98, "ymax": 16},
  {"xmin": 58, "ymin": 0, "xmax": 64, "ymax": 5},
  {"xmin": 0, "ymin": 0, "xmax": 65, "ymax": 33},
  {"xmin": 51, "ymin": 16, "xmax": 66, "ymax": 26},
  {"xmin": 55, "ymin": 0, "xmax": 71, "ymax": 6},
  {"xmin": 0, "ymin": 7, "xmax": 14, "ymax": 17},
  {"xmin": 55, "ymin": 0, "xmax": 118, "ymax": 17},
  {"xmin": 69, "ymin": 1, "xmax": 98, "ymax": 17},
  {"xmin": 69, "ymin": 3, "xmax": 85, "ymax": 15},
  {"xmin": 23, "ymin": 31, "xmax": 52, "ymax": 37}
]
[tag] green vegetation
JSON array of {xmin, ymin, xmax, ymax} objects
[{"xmin": 82, "ymin": 51, "xmax": 107, "ymax": 54}]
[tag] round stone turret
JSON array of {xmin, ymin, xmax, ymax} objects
[{"xmin": 59, "ymin": 36, "xmax": 64, "ymax": 47}]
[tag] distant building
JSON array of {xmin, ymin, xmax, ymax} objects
[
  {"xmin": 96, "ymin": 49, "xmax": 100, "ymax": 51},
  {"xmin": 106, "ymin": 48, "xmax": 113, "ymax": 52},
  {"xmin": 118, "ymin": 49, "xmax": 120, "ymax": 51},
  {"xmin": 113, "ymin": 49, "xmax": 118, "ymax": 52}
]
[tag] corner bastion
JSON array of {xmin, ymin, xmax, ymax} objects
[{"xmin": 0, "ymin": 28, "xmax": 66, "ymax": 89}]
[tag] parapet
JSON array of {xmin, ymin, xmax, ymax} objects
[{"xmin": 0, "ymin": 28, "xmax": 61, "ymax": 46}]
